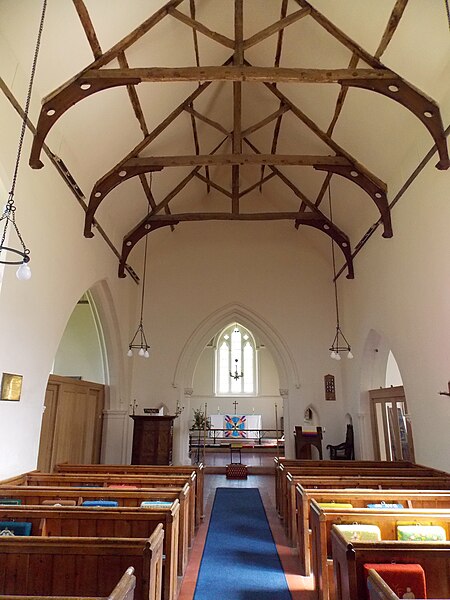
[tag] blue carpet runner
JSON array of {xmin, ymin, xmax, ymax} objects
[{"xmin": 193, "ymin": 488, "xmax": 291, "ymax": 600}]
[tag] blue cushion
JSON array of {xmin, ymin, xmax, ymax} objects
[
  {"xmin": 81, "ymin": 500, "xmax": 118, "ymax": 507},
  {"xmin": 0, "ymin": 499, "xmax": 22, "ymax": 505},
  {"xmin": 0, "ymin": 521, "xmax": 32, "ymax": 536},
  {"xmin": 367, "ymin": 502, "xmax": 404, "ymax": 509},
  {"xmin": 140, "ymin": 501, "xmax": 173, "ymax": 507}
]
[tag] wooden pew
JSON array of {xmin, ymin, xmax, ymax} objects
[
  {"xmin": 313, "ymin": 504, "xmax": 450, "ymax": 600},
  {"xmin": 14, "ymin": 472, "xmax": 195, "ymax": 548},
  {"xmin": 0, "ymin": 566, "xmax": 137, "ymax": 600},
  {"xmin": 366, "ymin": 567, "xmax": 449, "ymax": 600},
  {"xmin": 0, "ymin": 485, "xmax": 189, "ymax": 578},
  {"xmin": 53, "ymin": 464, "xmax": 205, "ymax": 527},
  {"xmin": 0, "ymin": 505, "xmax": 178, "ymax": 600},
  {"xmin": 284, "ymin": 474, "xmax": 450, "ymax": 547},
  {"xmin": 296, "ymin": 486, "xmax": 450, "ymax": 576},
  {"xmin": 331, "ymin": 525, "xmax": 450, "ymax": 600},
  {"xmin": 0, "ymin": 528, "xmax": 164, "ymax": 600},
  {"xmin": 279, "ymin": 463, "xmax": 446, "ymax": 527},
  {"xmin": 277, "ymin": 462, "xmax": 442, "ymax": 531},
  {"xmin": 273, "ymin": 459, "xmax": 442, "ymax": 516}
]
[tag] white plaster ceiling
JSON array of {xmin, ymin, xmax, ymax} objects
[{"xmin": 0, "ymin": 0, "xmax": 449, "ymax": 277}]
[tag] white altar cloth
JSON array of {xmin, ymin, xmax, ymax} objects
[{"xmin": 209, "ymin": 414, "xmax": 262, "ymax": 439}]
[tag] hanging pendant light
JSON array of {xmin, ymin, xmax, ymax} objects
[
  {"xmin": 327, "ymin": 182, "xmax": 353, "ymax": 360},
  {"xmin": 127, "ymin": 184, "xmax": 152, "ymax": 358},
  {"xmin": 0, "ymin": 0, "xmax": 47, "ymax": 279}
]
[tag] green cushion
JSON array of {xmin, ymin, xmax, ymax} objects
[
  {"xmin": 335, "ymin": 523, "xmax": 381, "ymax": 542},
  {"xmin": 397, "ymin": 524, "xmax": 446, "ymax": 541}
]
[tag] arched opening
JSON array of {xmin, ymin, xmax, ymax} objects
[
  {"xmin": 172, "ymin": 303, "xmax": 299, "ymax": 464},
  {"xmin": 37, "ymin": 281, "xmax": 127, "ymax": 470},
  {"xmin": 52, "ymin": 292, "xmax": 107, "ymax": 384},
  {"xmin": 359, "ymin": 329, "xmax": 414, "ymax": 461}
]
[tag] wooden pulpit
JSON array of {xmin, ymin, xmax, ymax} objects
[
  {"xmin": 131, "ymin": 415, "xmax": 175, "ymax": 465},
  {"xmin": 294, "ymin": 426, "xmax": 323, "ymax": 459}
]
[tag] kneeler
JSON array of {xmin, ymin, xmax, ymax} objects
[
  {"xmin": 364, "ymin": 563, "xmax": 427, "ymax": 599},
  {"xmin": 0, "ymin": 521, "xmax": 32, "ymax": 536}
]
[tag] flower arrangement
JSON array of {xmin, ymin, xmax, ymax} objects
[{"xmin": 192, "ymin": 408, "xmax": 210, "ymax": 429}]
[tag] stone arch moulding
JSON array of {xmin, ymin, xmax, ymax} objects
[
  {"xmin": 172, "ymin": 302, "xmax": 300, "ymax": 394},
  {"xmin": 87, "ymin": 279, "xmax": 126, "ymax": 412},
  {"xmin": 358, "ymin": 327, "xmax": 393, "ymax": 459}
]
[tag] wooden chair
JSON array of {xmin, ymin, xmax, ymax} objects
[{"xmin": 326, "ymin": 424, "xmax": 355, "ymax": 460}]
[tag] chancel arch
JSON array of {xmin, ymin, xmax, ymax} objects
[{"xmin": 172, "ymin": 303, "xmax": 300, "ymax": 463}]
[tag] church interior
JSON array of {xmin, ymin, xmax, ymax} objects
[{"xmin": 0, "ymin": 1, "xmax": 449, "ymax": 599}]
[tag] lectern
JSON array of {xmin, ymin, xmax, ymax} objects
[
  {"xmin": 294, "ymin": 426, "xmax": 323, "ymax": 459},
  {"xmin": 131, "ymin": 415, "xmax": 175, "ymax": 465}
]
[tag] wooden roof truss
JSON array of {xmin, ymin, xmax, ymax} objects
[{"xmin": 30, "ymin": 0, "xmax": 449, "ymax": 279}]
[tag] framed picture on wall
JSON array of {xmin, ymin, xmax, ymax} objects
[{"xmin": 1, "ymin": 373, "xmax": 23, "ymax": 402}]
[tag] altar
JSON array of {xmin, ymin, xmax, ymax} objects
[{"xmin": 209, "ymin": 414, "xmax": 262, "ymax": 439}]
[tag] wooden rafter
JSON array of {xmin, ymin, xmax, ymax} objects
[
  {"xmin": 31, "ymin": 64, "xmax": 449, "ymax": 171},
  {"xmin": 375, "ymin": 0, "xmax": 410, "ymax": 59},
  {"xmin": 243, "ymin": 7, "xmax": 310, "ymax": 50},
  {"xmin": 72, "ymin": 0, "xmax": 103, "ymax": 59},
  {"xmin": 168, "ymin": 8, "xmax": 235, "ymax": 49},
  {"xmin": 84, "ymin": 80, "xmax": 215, "ymax": 236},
  {"xmin": 25, "ymin": 0, "xmax": 449, "ymax": 280}
]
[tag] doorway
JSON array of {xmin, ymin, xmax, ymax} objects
[{"xmin": 369, "ymin": 386, "xmax": 415, "ymax": 462}]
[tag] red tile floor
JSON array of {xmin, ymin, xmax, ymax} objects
[{"xmin": 178, "ymin": 471, "xmax": 316, "ymax": 600}]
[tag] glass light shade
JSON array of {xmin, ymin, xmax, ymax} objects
[
  {"xmin": 330, "ymin": 351, "xmax": 337, "ymax": 359},
  {"xmin": 138, "ymin": 348, "xmax": 145, "ymax": 357},
  {"xmin": 347, "ymin": 351, "xmax": 354, "ymax": 359},
  {"xmin": 16, "ymin": 262, "xmax": 31, "ymax": 281},
  {"xmin": 335, "ymin": 353, "xmax": 342, "ymax": 361},
  {"xmin": 144, "ymin": 350, "xmax": 150, "ymax": 358},
  {"xmin": 127, "ymin": 348, "xmax": 133, "ymax": 357}
]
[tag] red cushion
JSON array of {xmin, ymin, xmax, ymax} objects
[{"xmin": 364, "ymin": 563, "xmax": 426, "ymax": 599}]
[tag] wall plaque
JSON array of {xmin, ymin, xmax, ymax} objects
[{"xmin": 1, "ymin": 373, "xmax": 23, "ymax": 401}]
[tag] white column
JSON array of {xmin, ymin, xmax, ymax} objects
[
  {"xmin": 101, "ymin": 409, "xmax": 128, "ymax": 463},
  {"xmin": 279, "ymin": 388, "xmax": 293, "ymax": 458},
  {"xmin": 173, "ymin": 388, "xmax": 193, "ymax": 465}
]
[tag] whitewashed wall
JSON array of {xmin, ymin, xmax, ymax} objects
[
  {"xmin": 0, "ymin": 40, "xmax": 135, "ymax": 478},
  {"xmin": 338, "ymin": 86, "xmax": 450, "ymax": 471}
]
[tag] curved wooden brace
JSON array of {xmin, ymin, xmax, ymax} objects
[
  {"xmin": 30, "ymin": 76, "xmax": 140, "ymax": 169},
  {"xmin": 85, "ymin": 155, "xmax": 351, "ymax": 237},
  {"xmin": 295, "ymin": 215, "xmax": 354, "ymax": 279},
  {"xmin": 314, "ymin": 164, "xmax": 392, "ymax": 238},
  {"xmin": 84, "ymin": 164, "xmax": 163, "ymax": 238},
  {"xmin": 119, "ymin": 213, "xmax": 354, "ymax": 279},
  {"xmin": 119, "ymin": 219, "xmax": 177, "ymax": 278},
  {"xmin": 341, "ymin": 78, "xmax": 450, "ymax": 170}
]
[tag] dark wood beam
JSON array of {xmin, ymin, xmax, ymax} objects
[
  {"xmin": 375, "ymin": 0, "xmax": 410, "ymax": 59},
  {"xmin": 80, "ymin": 66, "xmax": 399, "ymax": 83},
  {"xmin": 125, "ymin": 154, "xmax": 350, "ymax": 167},
  {"xmin": 242, "ymin": 7, "xmax": 310, "ymax": 50},
  {"xmin": 84, "ymin": 80, "xmax": 215, "ymax": 236},
  {"xmin": 118, "ymin": 52, "xmax": 149, "ymax": 137},
  {"xmin": 168, "ymin": 7, "xmax": 235, "ymax": 49},
  {"xmin": 72, "ymin": 0, "xmax": 102, "ymax": 59}
]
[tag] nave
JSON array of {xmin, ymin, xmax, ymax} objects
[{"xmin": 178, "ymin": 473, "xmax": 309, "ymax": 600}]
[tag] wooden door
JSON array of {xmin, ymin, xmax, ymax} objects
[
  {"xmin": 37, "ymin": 375, "xmax": 104, "ymax": 471},
  {"xmin": 369, "ymin": 386, "xmax": 415, "ymax": 462}
]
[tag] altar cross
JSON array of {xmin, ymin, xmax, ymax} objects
[{"xmin": 233, "ymin": 400, "xmax": 239, "ymax": 415}]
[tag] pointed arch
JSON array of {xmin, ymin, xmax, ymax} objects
[{"xmin": 172, "ymin": 302, "xmax": 299, "ymax": 393}]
